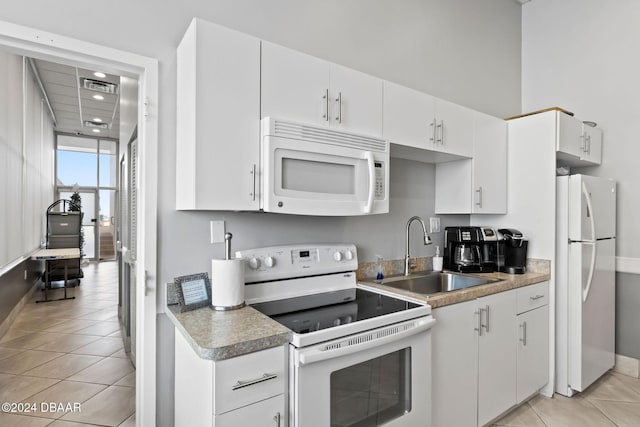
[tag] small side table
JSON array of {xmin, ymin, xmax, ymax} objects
[{"xmin": 31, "ymin": 248, "xmax": 80, "ymax": 303}]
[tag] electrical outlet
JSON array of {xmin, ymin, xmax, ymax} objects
[
  {"xmin": 429, "ymin": 217, "xmax": 441, "ymax": 233},
  {"xmin": 210, "ymin": 220, "xmax": 226, "ymax": 244}
]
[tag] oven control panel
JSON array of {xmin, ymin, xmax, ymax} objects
[{"xmin": 236, "ymin": 243, "xmax": 358, "ymax": 283}]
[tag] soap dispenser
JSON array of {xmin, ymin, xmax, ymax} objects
[
  {"xmin": 433, "ymin": 246, "xmax": 443, "ymax": 272},
  {"xmin": 376, "ymin": 255, "xmax": 384, "ymax": 281}
]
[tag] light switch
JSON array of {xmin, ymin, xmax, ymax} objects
[
  {"xmin": 210, "ymin": 220, "xmax": 226, "ymax": 244},
  {"xmin": 429, "ymin": 217, "xmax": 441, "ymax": 233}
]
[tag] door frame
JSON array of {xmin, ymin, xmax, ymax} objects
[{"xmin": 0, "ymin": 20, "xmax": 159, "ymax": 425}]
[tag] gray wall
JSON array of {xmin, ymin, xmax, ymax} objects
[
  {"xmin": 522, "ymin": 0, "xmax": 640, "ymax": 359},
  {"xmin": 1, "ymin": 1, "xmax": 523, "ymax": 425},
  {"xmin": 0, "ymin": 259, "xmax": 43, "ymax": 326}
]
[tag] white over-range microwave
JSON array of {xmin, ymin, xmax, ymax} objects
[{"xmin": 261, "ymin": 117, "xmax": 389, "ymax": 216}]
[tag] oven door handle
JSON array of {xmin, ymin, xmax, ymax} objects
[
  {"xmin": 362, "ymin": 151, "xmax": 375, "ymax": 214},
  {"xmin": 298, "ymin": 316, "xmax": 436, "ymax": 366}
]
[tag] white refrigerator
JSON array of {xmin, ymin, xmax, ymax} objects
[{"xmin": 556, "ymin": 174, "xmax": 616, "ymax": 397}]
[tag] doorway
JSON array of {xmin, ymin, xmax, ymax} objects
[{"xmin": 0, "ymin": 19, "xmax": 159, "ymax": 425}]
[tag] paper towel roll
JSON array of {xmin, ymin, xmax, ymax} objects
[{"xmin": 211, "ymin": 258, "xmax": 245, "ymax": 310}]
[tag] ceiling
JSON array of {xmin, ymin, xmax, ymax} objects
[{"xmin": 32, "ymin": 58, "xmax": 120, "ymax": 139}]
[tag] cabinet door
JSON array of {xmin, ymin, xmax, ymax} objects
[
  {"xmin": 176, "ymin": 19, "xmax": 260, "ymax": 211},
  {"xmin": 517, "ymin": 305, "xmax": 549, "ymax": 403},
  {"xmin": 582, "ymin": 125, "xmax": 602, "ymax": 164},
  {"xmin": 556, "ymin": 112, "xmax": 583, "ymax": 158},
  {"xmin": 382, "ymin": 81, "xmax": 435, "ymax": 148},
  {"xmin": 434, "ymin": 159, "xmax": 472, "ymax": 214},
  {"xmin": 432, "ymin": 300, "xmax": 479, "ymax": 427},
  {"xmin": 478, "ymin": 290, "xmax": 517, "ymax": 426},
  {"xmin": 215, "ymin": 394, "xmax": 284, "ymax": 427},
  {"xmin": 261, "ymin": 41, "xmax": 331, "ymax": 127},
  {"xmin": 433, "ymin": 98, "xmax": 474, "ymax": 157},
  {"xmin": 472, "ymin": 112, "xmax": 507, "ymax": 214},
  {"xmin": 330, "ymin": 64, "xmax": 383, "ymax": 136}
]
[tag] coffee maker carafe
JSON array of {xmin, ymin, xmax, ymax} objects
[
  {"xmin": 444, "ymin": 226, "xmax": 498, "ymax": 273},
  {"xmin": 498, "ymin": 228, "xmax": 528, "ymax": 274}
]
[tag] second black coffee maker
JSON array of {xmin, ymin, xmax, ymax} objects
[{"xmin": 497, "ymin": 228, "xmax": 528, "ymax": 274}]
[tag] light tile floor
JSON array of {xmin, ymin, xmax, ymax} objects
[
  {"xmin": 0, "ymin": 261, "xmax": 135, "ymax": 427},
  {"xmin": 494, "ymin": 371, "xmax": 640, "ymax": 426}
]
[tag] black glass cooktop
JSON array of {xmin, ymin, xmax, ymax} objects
[{"xmin": 252, "ymin": 288, "xmax": 420, "ymax": 334}]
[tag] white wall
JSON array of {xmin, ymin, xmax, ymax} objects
[
  {"xmin": 0, "ymin": 52, "xmax": 55, "ymax": 272},
  {"xmin": 1, "ymin": 2, "xmax": 522, "ymax": 424},
  {"xmin": 522, "ymin": 0, "xmax": 639, "ymax": 260}
]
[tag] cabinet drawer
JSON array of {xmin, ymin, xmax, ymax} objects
[
  {"xmin": 213, "ymin": 346, "xmax": 285, "ymax": 414},
  {"xmin": 516, "ymin": 282, "xmax": 549, "ymax": 314},
  {"xmin": 214, "ymin": 394, "xmax": 284, "ymax": 427}
]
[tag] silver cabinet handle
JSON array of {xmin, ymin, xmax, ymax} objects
[
  {"xmin": 520, "ymin": 321, "xmax": 527, "ymax": 346},
  {"xmin": 586, "ymin": 134, "xmax": 591, "ymax": 154},
  {"xmin": 335, "ymin": 92, "xmax": 342, "ymax": 123},
  {"xmin": 437, "ymin": 120, "xmax": 444, "ymax": 144},
  {"xmin": 580, "ymin": 132, "xmax": 586, "ymax": 152},
  {"xmin": 322, "ymin": 89, "xmax": 329, "ymax": 121},
  {"xmin": 481, "ymin": 305, "xmax": 490, "ymax": 333},
  {"xmin": 231, "ymin": 373, "xmax": 277, "ymax": 390},
  {"xmin": 250, "ymin": 164, "xmax": 256, "ymax": 201},
  {"xmin": 474, "ymin": 309, "xmax": 482, "ymax": 336},
  {"xmin": 475, "ymin": 187, "xmax": 483, "ymax": 207},
  {"xmin": 530, "ymin": 294, "xmax": 544, "ymax": 301},
  {"xmin": 429, "ymin": 119, "xmax": 436, "ymax": 143},
  {"xmin": 274, "ymin": 412, "xmax": 281, "ymax": 427}
]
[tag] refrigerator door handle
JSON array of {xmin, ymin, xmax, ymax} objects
[{"xmin": 582, "ymin": 181, "xmax": 598, "ymax": 302}]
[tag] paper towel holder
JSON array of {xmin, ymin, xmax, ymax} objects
[{"xmin": 211, "ymin": 232, "xmax": 246, "ymax": 311}]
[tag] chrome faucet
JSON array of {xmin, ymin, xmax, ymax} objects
[{"xmin": 405, "ymin": 216, "xmax": 432, "ymax": 276}]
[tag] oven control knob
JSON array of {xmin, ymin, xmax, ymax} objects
[
  {"xmin": 333, "ymin": 251, "xmax": 343, "ymax": 262},
  {"xmin": 264, "ymin": 256, "xmax": 276, "ymax": 268},
  {"xmin": 248, "ymin": 257, "xmax": 261, "ymax": 270},
  {"xmin": 344, "ymin": 250, "xmax": 354, "ymax": 261}
]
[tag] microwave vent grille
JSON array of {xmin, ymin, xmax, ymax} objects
[{"xmin": 272, "ymin": 120, "xmax": 387, "ymax": 153}]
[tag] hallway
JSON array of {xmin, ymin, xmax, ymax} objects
[{"xmin": 0, "ymin": 262, "xmax": 135, "ymax": 426}]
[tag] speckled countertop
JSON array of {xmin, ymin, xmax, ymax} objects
[
  {"xmin": 165, "ymin": 304, "xmax": 290, "ymax": 361},
  {"xmin": 359, "ymin": 259, "xmax": 551, "ymax": 309}
]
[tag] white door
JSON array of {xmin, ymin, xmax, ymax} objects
[
  {"xmin": 382, "ymin": 81, "xmax": 435, "ymax": 149},
  {"xmin": 557, "ymin": 112, "xmax": 583, "ymax": 158},
  {"xmin": 568, "ymin": 238, "xmax": 616, "ymax": 392},
  {"xmin": 477, "ymin": 290, "xmax": 517, "ymax": 426},
  {"xmin": 472, "ymin": 112, "xmax": 507, "ymax": 214},
  {"xmin": 433, "ymin": 98, "xmax": 474, "ymax": 157},
  {"xmin": 261, "ymin": 41, "xmax": 331, "ymax": 126},
  {"xmin": 329, "ymin": 63, "xmax": 383, "ymax": 136},
  {"xmin": 517, "ymin": 305, "xmax": 549, "ymax": 403},
  {"xmin": 432, "ymin": 300, "xmax": 478, "ymax": 427}
]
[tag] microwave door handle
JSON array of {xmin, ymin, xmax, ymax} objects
[{"xmin": 363, "ymin": 151, "xmax": 375, "ymax": 213}]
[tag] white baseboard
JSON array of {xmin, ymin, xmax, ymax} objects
[
  {"xmin": 614, "ymin": 354, "xmax": 640, "ymax": 378},
  {"xmin": 616, "ymin": 257, "xmax": 640, "ymax": 275},
  {"xmin": 0, "ymin": 281, "xmax": 39, "ymax": 339}
]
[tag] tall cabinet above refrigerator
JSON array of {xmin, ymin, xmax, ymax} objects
[{"xmin": 556, "ymin": 174, "xmax": 616, "ymax": 397}]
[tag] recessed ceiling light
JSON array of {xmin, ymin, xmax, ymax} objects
[
  {"xmin": 93, "ymin": 94, "xmax": 104, "ymax": 100},
  {"xmin": 94, "ymin": 72, "xmax": 106, "ymax": 78},
  {"xmin": 93, "ymin": 118, "xmax": 103, "ymax": 122},
  {"xmin": 92, "ymin": 129, "xmax": 101, "ymax": 133}
]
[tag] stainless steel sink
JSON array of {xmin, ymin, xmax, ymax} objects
[{"xmin": 379, "ymin": 271, "xmax": 500, "ymax": 295}]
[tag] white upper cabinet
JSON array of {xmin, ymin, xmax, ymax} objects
[
  {"xmin": 435, "ymin": 112, "xmax": 507, "ymax": 214},
  {"xmin": 261, "ymin": 42, "xmax": 383, "ymax": 136},
  {"xmin": 382, "ymin": 81, "xmax": 435, "ymax": 149},
  {"xmin": 472, "ymin": 112, "xmax": 507, "ymax": 213},
  {"xmin": 383, "ymin": 81, "xmax": 473, "ymax": 158},
  {"xmin": 556, "ymin": 111, "xmax": 602, "ymax": 166},
  {"xmin": 261, "ymin": 42, "xmax": 331, "ymax": 128},
  {"xmin": 434, "ymin": 98, "xmax": 474, "ymax": 157},
  {"xmin": 581, "ymin": 124, "xmax": 602, "ymax": 164},
  {"xmin": 176, "ymin": 19, "xmax": 260, "ymax": 211}
]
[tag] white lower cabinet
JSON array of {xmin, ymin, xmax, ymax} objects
[
  {"xmin": 174, "ymin": 330, "xmax": 286, "ymax": 427},
  {"xmin": 432, "ymin": 290, "xmax": 517, "ymax": 427},
  {"xmin": 516, "ymin": 282, "xmax": 550, "ymax": 403}
]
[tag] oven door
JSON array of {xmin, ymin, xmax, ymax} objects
[
  {"xmin": 291, "ymin": 316, "xmax": 435, "ymax": 427},
  {"xmin": 261, "ymin": 120, "xmax": 388, "ymax": 216}
]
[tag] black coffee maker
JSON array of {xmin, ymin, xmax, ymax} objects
[
  {"xmin": 444, "ymin": 226, "xmax": 498, "ymax": 273},
  {"xmin": 498, "ymin": 229, "xmax": 528, "ymax": 274}
]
